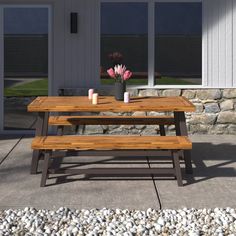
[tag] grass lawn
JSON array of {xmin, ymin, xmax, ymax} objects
[
  {"xmin": 4, "ymin": 76, "xmax": 195, "ymax": 97},
  {"xmin": 4, "ymin": 79, "xmax": 48, "ymax": 96}
]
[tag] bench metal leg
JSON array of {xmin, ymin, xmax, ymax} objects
[
  {"xmin": 31, "ymin": 112, "xmax": 49, "ymax": 174},
  {"xmin": 174, "ymin": 111, "xmax": 193, "ymax": 174},
  {"xmin": 40, "ymin": 152, "xmax": 51, "ymax": 187},
  {"xmin": 173, "ymin": 151, "xmax": 183, "ymax": 187},
  {"xmin": 159, "ymin": 125, "xmax": 166, "ymax": 136}
]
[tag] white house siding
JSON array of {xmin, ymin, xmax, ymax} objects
[
  {"xmin": 204, "ymin": 0, "xmax": 236, "ymax": 88},
  {"xmin": 62, "ymin": 0, "xmax": 236, "ymax": 89},
  {"xmin": 64, "ymin": 0, "xmax": 100, "ymax": 89}
]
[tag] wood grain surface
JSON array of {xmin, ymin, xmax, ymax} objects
[
  {"xmin": 32, "ymin": 136, "xmax": 192, "ymax": 150},
  {"xmin": 28, "ymin": 96, "xmax": 195, "ymax": 112}
]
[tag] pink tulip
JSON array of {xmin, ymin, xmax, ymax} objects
[
  {"xmin": 107, "ymin": 68, "xmax": 115, "ymax": 78},
  {"xmin": 123, "ymin": 70, "xmax": 132, "ymax": 80},
  {"xmin": 114, "ymin": 65, "xmax": 126, "ymax": 76}
]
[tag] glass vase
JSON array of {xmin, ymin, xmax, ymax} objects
[{"xmin": 114, "ymin": 82, "xmax": 126, "ymax": 101}]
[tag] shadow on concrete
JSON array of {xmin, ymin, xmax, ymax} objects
[
  {"xmin": 0, "ymin": 142, "xmax": 235, "ymax": 187},
  {"xmin": 28, "ymin": 142, "xmax": 236, "ymax": 186},
  {"xmin": 182, "ymin": 142, "xmax": 236, "ymax": 186}
]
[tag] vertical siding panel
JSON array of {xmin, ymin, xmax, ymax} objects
[
  {"xmin": 212, "ymin": 0, "xmax": 220, "ymax": 87},
  {"xmin": 91, "ymin": 1, "xmax": 100, "ymax": 89},
  {"xmin": 64, "ymin": 0, "xmax": 72, "ymax": 88},
  {"xmin": 79, "ymin": 0, "xmax": 86, "ymax": 88},
  {"xmin": 71, "ymin": 0, "xmax": 79, "ymax": 88},
  {"xmin": 218, "ymin": 0, "xmax": 226, "ymax": 87},
  {"xmin": 225, "ymin": 0, "xmax": 233, "ymax": 87},
  {"xmin": 88, "ymin": 1, "xmax": 95, "ymax": 87},
  {"xmin": 53, "ymin": 0, "xmax": 66, "ymax": 94},
  {"xmin": 202, "ymin": 0, "xmax": 208, "ymax": 87},
  {"xmin": 207, "ymin": 0, "xmax": 214, "ymax": 87},
  {"xmin": 84, "ymin": 0, "xmax": 92, "ymax": 88},
  {"xmin": 88, "ymin": 1, "xmax": 95, "ymax": 88},
  {"xmin": 93, "ymin": 0, "xmax": 100, "ymax": 88},
  {"xmin": 233, "ymin": 0, "xmax": 236, "ymax": 86}
]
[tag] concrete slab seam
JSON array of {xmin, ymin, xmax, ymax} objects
[{"xmin": 0, "ymin": 135, "xmax": 24, "ymax": 166}]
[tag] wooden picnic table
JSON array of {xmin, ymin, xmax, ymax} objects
[{"xmin": 28, "ymin": 96, "xmax": 195, "ymax": 175}]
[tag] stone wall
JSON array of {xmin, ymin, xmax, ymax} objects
[
  {"xmin": 136, "ymin": 89, "xmax": 236, "ymax": 134},
  {"xmin": 82, "ymin": 88, "xmax": 236, "ymax": 135}
]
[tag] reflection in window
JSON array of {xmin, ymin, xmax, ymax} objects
[
  {"xmin": 4, "ymin": 7, "xmax": 49, "ymax": 130},
  {"xmin": 155, "ymin": 3, "xmax": 202, "ymax": 85},
  {"xmin": 100, "ymin": 3, "xmax": 148, "ymax": 85}
]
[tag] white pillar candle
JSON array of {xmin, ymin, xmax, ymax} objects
[
  {"xmin": 92, "ymin": 93, "xmax": 98, "ymax": 105},
  {"xmin": 88, "ymin": 89, "xmax": 94, "ymax": 100},
  {"xmin": 124, "ymin": 92, "xmax": 130, "ymax": 103}
]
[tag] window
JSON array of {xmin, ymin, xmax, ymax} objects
[
  {"xmin": 100, "ymin": 2, "xmax": 148, "ymax": 85},
  {"xmin": 100, "ymin": 1, "xmax": 202, "ymax": 87},
  {"xmin": 3, "ymin": 7, "xmax": 49, "ymax": 130},
  {"xmin": 155, "ymin": 2, "xmax": 202, "ymax": 85}
]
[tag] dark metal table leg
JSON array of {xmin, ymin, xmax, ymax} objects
[
  {"xmin": 174, "ymin": 111, "xmax": 193, "ymax": 174},
  {"xmin": 159, "ymin": 125, "xmax": 166, "ymax": 136},
  {"xmin": 31, "ymin": 112, "xmax": 49, "ymax": 174},
  {"xmin": 40, "ymin": 151, "xmax": 51, "ymax": 187},
  {"xmin": 173, "ymin": 150, "xmax": 183, "ymax": 186}
]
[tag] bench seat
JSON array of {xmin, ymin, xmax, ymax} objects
[
  {"xmin": 32, "ymin": 135, "xmax": 192, "ymax": 187},
  {"xmin": 32, "ymin": 136, "xmax": 192, "ymax": 151}
]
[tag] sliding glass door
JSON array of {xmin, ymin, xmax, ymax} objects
[{"xmin": 2, "ymin": 5, "xmax": 51, "ymax": 130}]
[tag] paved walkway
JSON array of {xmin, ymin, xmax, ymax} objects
[{"xmin": 0, "ymin": 135, "xmax": 235, "ymax": 210}]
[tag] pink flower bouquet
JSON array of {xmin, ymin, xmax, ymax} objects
[{"xmin": 107, "ymin": 65, "xmax": 132, "ymax": 83}]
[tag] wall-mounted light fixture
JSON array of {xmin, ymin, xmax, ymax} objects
[{"xmin": 70, "ymin": 12, "xmax": 78, "ymax": 34}]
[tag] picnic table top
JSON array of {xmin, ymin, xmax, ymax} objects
[{"xmin": 27, "ymin": 96, "xmax": 195, "ymax": 113}]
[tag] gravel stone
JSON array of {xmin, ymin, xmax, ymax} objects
[{"xmin": 0, "ymin": 208, "xmax": 236, "ymax": 235}]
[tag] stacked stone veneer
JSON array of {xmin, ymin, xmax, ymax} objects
[{"xmin": 82, "ymin": 88, "xmax": 236, "ymax": 135}]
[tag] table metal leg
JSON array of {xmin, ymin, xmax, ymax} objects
[
  {"xmin": 174, "ymin": 111, "xmax": 193, "ymax": 174},
  {"xmin": 40, "ymin": 151, "xmax": 51, "ymax": 187},
  {"xmin": 159, "ymin": 125, "xmax": 166, "ymax": 136},
  {"xmin": 173, "ymin": 150, "xmax": 183, "ymax": 186},
  {"xmin": 31, "ymin": 112, "xmax": 49, "ymax": 174}
]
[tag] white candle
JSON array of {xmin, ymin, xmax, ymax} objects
[
  {"xmin": 92, "ymin": 93, "xmax": 98, "ymax": 105},
  {"xmin": 124, "ymin": 92, "xmax": 130, "ymax": 103},
  {"xmin": 88, "ymin": 89, "xmax": 94, "ymax": 100}
]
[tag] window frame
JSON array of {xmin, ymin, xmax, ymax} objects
[{"xmin": 99, "ymin": 0, "xmax": 204, "ymax": 89}]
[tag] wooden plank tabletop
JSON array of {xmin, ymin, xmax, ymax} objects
[{"xmin": 28, "ymin": 96, "xmax": 195, "ymax": 112}]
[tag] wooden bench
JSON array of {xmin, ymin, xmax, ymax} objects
[
  {"xmin": 32, "ymin": 136, "xmax": 192, "ymax": 187},
  {"xmin": 48, "ymin": 115, "xmax": 175, "ymax": 135}
]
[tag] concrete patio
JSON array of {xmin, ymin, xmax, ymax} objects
[{"xmin": 0, "ymin": 135, "xmax": 235, "ymax": 210}]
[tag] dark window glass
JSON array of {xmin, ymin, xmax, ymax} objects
[
  {"xmin": 155, "ymin": 2, "xmax": 202, "ymax": 85},
  {"xmin": 101, "ymin": 3, "xmax": 148, "ymax": 85},
  {"xmin": 4, "ymin": 7, "xmax": 49, "ymax": 130}
]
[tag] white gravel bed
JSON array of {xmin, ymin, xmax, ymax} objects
[{"xmin": 0, "ymin": 207, "xmax": 236, "ymax": 236}]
